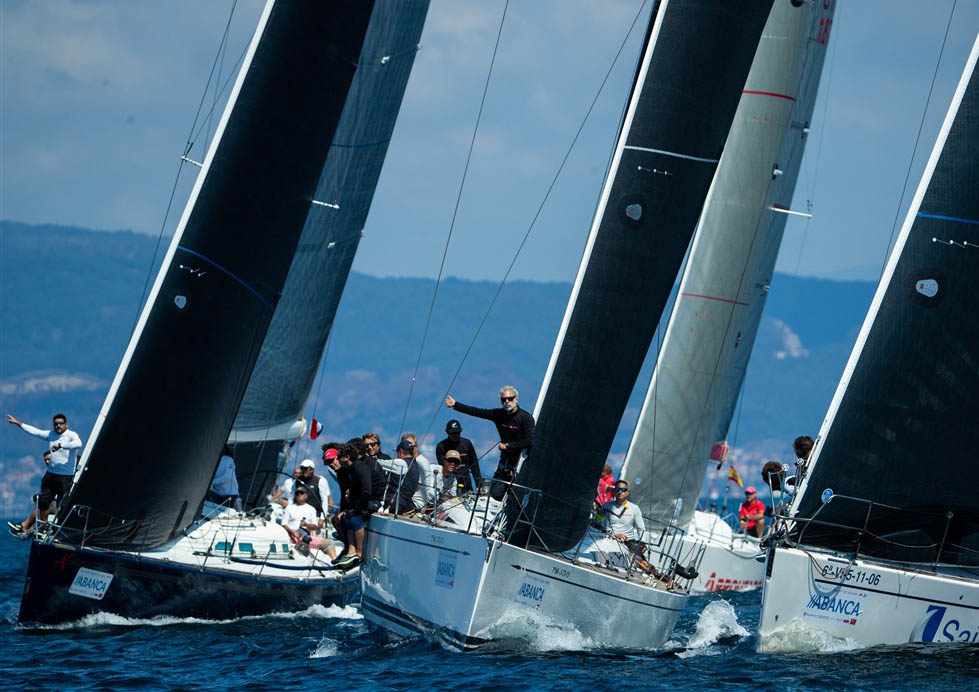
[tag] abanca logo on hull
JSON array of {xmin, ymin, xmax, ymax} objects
[{"xmin": 805, "ymin": 593, "xmax": 863, "ymax": 624}]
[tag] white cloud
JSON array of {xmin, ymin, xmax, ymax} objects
[
  {"xmin": 2, "ymin": 372, "xmax": 105, "ymax": 395},
  {"xmin": 771, "ymin": 319, "xmax": 809, "ymax": 360}
]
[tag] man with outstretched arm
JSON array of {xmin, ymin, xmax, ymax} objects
[
  {"xmin": 7, "ymin": 413, "xmax": 83, "ymax": 536},
  {"xmin": 444, "ymin": 385, "xmax": 534, "ymax": 500}
]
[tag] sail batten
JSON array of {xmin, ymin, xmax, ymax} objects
[
  {"xmin": 621, "ymin": 0, "xmax": 834, "ymax": 527},
  {"xmin": 514, "ymin": 0, "xmax": 774, "ymax": 553},
  {"xmin": 791, "ymin": 33, "xmax": 979, "ymax": 566},
  {"xmin": 61, "ymin": 1, "xmax": 378, "ymax": 548}
]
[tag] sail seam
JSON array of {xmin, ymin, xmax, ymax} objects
[
  {"xmin": 622, "ymin": 145, "xmax": 718, "ymax": 163},
  {"xmin": 176, "ymin": 246, "xmax": 273, "ymax": 308}
]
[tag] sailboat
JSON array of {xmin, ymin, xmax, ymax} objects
[
  {"xmin": 360, "ymin": 0, "xmax": 774, "ymax": 650},
  {"xmin": 620, "ymin": 0, "xmax": 834, "ymax": 594},
  {"xmin": 757, "ymin": 32, "xmax": 979, "ymax": 650},
  {"xmin": 17, "ymin": 0, "xmax": 429, "ymax": 626}
]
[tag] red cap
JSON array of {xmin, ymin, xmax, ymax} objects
[
  {"xmin": 323, "ymin": 449, "xmax": 339, "ymax": 461},
  {"xmin": 745, "ymin": 486, "xmax": 757, "ymax": 494}
]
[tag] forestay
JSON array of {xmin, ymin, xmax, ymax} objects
[
  {"xmin": 510, "ymin": 0, "xmax": 774, "ymax": 553},
  {"xmin": 231, "ymin": 0, "xmax": 430, "ymax": 507},
  {"xmin": 791, "ymin": 34, "xmax": 979, "ymax": 566},
  {"xmin": 60, "ymin": 1, "xmax": 377, "ymax": 549},
  {"xmin": 622, "ymin": 0, "xmax": 834, "ymax": 527}
]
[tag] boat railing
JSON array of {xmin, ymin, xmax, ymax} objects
[
  {"xmin": 782, "ymin": 493, "xmax": 979, "ymax": 570},
  {"xmin": 46, "ymin": 504, "xmax": 148, "ymax": 550}
]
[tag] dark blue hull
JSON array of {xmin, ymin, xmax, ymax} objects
[{"xmin": 18, "ymin": 541, "xmax": 358, "ymax": 626}]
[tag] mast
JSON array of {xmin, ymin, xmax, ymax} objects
[
  {"xmin": 790, "ymin": 33, "xmax": 979, "ymax": 566},
  {"xmin": 229, "ymin": 0, "xmax": 430, "ymax": 508},
  {"xmin": 60, "ymin": 1, "xmax": 377, "ymax": 549},
  {"xmin": 509, "ymin": 0, "xmax": 774, "ymax": 553},
  {"xmin": 621, "ymin": 0, "xmax": 835, "ymax": 527}
]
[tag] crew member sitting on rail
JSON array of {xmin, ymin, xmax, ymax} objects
[
  {"xmin": 602, "ymin": 481, "xmax": 646, "ymax": 554},
  {"xmin": 739, "ymin": 486, "xmax": 766, "ymax": 538},
  {"xmin": 437, "ymin": 450, "xmax": 467, "ymax": 500},
  {"xmin": 444, "ymin": 385, "xmax": 535, "ymax": 500}
]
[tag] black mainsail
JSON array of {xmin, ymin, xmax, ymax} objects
[
  {"xmin": 230, "ymin": 0, "xmax": 430, "ymax": 508},
  {"xmin": 791, "ymin": 35, "xmax": 979, "ymax": 566},
  {"xmin": 510, "ymin": 0, "xmax": 774, "ymax": 552},
  {"xmin": 60, "ymin": 1, "xmax": 377, "ymax": 549}
]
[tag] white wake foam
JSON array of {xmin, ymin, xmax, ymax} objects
[
  {"xmin": 475, "ymin": 607, "xmax": 598, "ymax": 652},
  {"xmin": 35, "ymin": 603, "xmax": 362, "ymax": 630},
  {"xmin": 757, "ymin": 617, "xmax": 862, "ymax": 654},
  {"xmin": 310, "ymin": 636, "xmax": 339, "ymax": 658},
  {"xmin": 676, "ymin": 599, "xmax": 749, "ymax": 658}
]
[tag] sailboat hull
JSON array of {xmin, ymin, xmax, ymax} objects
[
  {"xmin": 361, "ymin": 515, "xmax": 687, "ymax": 651},
  {"xmin": 18, "ymin": 533, "xmax": 358, "ymax": 626},
  {"xmin": 758, "ymin": 545, "xmax": 979, "ymax": 650},
  {"xmin": 683, "ymin": 511, "xmax": 764, "ymax": 594}
]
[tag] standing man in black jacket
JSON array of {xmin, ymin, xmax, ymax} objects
[
  {"xmin": 435, "ymin": 419, "xmax": 482, "ymax": 491},
  {"xmin": 444, "ymin": 385, "xmax": 534, "ymax": 500}
]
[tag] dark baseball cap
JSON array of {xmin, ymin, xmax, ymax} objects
[
  {"xmin": 445, "ymin": 419, "xmax": 462, "ymax": 434},
  {"xmin": 397, "ymin": 439, "xmax": 416, "ymax": 453}
]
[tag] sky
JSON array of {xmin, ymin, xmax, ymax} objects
[{"xmin": 2, "ymin": 0, "xmax": 978, "ymax": 283}]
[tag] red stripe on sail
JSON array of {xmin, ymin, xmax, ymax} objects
[
  {"xmin": 742, "ymin": 89, "xmax": 796, "ymax": 101},
  {"xmin": 681, "ymin": 292, "xmax": 750, "ymax": 306}
]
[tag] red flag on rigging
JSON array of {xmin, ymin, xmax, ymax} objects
[{"xmin": 310, "ymin": 418, "xmax": 323, "ymax": 440}]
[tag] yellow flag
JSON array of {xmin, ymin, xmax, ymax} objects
[{"xmin": 728, "ymin": 466, "xmax": 744, "ymax": 488}]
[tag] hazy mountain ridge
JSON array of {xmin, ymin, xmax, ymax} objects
[{"xmin": 0, "ymin": 221, "xmax": 875, "ymax": 513}]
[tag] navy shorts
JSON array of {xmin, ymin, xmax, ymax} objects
[
  {"xmin": 38, "ymin": 472, "xmax": 72, "ymax": 512},
  {"xmin": 346, "ymin": 511, "xmax": 366, "ymax": 532}
]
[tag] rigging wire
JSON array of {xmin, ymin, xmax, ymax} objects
[
  {"xmin": 415, "ymin": 0, "xmax": 653, "ymax": 445},
  {"xmin": 876, "ymin": 0, "xmax": 957, "ymax": 282},
  {"xmin": 129, "ymin": 0, "xmax": 242, "ymax": 333},
  {"xmin": 397, "ymin": 0, "xmax": 511, "ymax": 440}
]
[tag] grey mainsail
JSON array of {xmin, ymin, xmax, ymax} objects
[
  {"xmin": 230, "ymin": 0, "xmax": 430, "ymax": 508},
  {"xmin": 790, "ymin": 33, "xmax": 979, "ymax": 566},
  {"xmin": 509, "ymin": 0, "xmax": 774, "ymax": 553},
  {"xmin": 622, "ymin": 0, "xmax": 835, "ymax": 527},
  {"xmin": 60, "ymin": 2, "xmax": 377, "ymax": 549}
]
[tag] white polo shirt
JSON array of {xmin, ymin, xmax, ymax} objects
[{"xmin": 602, "ymin": 500, "xmax": 646, "ymax": 541}]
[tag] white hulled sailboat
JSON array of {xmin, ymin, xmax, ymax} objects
[
  {"xmin": 758, "ymin": 31, "xmax": 979, "ymax": 651},
  {"xmin": 361, "ymin": 0, "xmax": 775, "ymax": 651}
]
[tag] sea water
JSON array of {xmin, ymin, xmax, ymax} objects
[{"xmin": 1, "ymin": 536, "xmax": 975, "ymax": 691}]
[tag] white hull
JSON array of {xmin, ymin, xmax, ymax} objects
[
  {"xmin": 362, "ymin": 514, "xmax": 687, "ymax": 650},
  {"xmin": 683, "ymin": 511, "xmax": 765, "ymax": 594},
  {"xmin": 758, "ymin": 545, "xmax": 979, "ymax": 651}
]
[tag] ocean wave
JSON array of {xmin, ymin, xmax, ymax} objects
[
  {"xmin": 675, "ymin": 599, "xmax": 749, "ymax": 658},
  {"xmin": 473, "ymin": 607, "xmax": 598, "ymax": 653},
  {"xmin": 31, "ymin": 603, "xmax": 362, "ymax": 631},
  {"xmin": 310, "ymin": 636, "xmax": 340, "ymax": 658},
  {"xmin": 757, "ymin": 617, "xmax": 861, "ymax": 654}
]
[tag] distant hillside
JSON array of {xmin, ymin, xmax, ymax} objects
[{"xmin": 0, "ymin": 220, "xmax": 875, "ymax": 513}]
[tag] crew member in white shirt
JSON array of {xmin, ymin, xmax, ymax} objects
[
  {"xmin": 403, "ymin": 433, "xmax": 437, "ymax": 510},
  {"xmin": 602, "ymin": 480, "xmax": 646, "ymax": 553},
  {"xmin": 7, "ymin": 413, "xmax": 83, "ymax": 536},
  {"xmin": 208, "ymin": 446, "xmax": 242, "ymax": 511},
  {"xmin": 280, "ymin": 486, "xmax": 335, "ymax": 559}
]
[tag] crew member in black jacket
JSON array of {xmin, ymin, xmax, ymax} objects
[
  {"xmin": 334, "ymin": 440, "xmax": 373, "ymax": 569},
  {"xmin": 435, "ymin": 419, "xmax": 482, "ymax": 490},
  {"xmin": 444, "ymin": 385, "xmax": 534, "ymax": 499}
]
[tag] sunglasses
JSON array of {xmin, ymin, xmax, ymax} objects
[
  {"xmin": 614, "ymin": 487, "xmax": 628, "ymax": 493},
  {"xmin": 365, "ymin": 441, "xmax": 379, "ymax": 447},
  {"xmin": 501, "ymin": 396, "xmax": 516, "ymax": 402}
]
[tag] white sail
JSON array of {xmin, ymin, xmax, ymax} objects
[{"xmin": 622, "ymin": 0, "xmax": 834, "ymax": 527}]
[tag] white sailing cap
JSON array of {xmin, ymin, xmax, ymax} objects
[{"xmin": 300, "ymin": 459, "xmax": 316, "ymax": 469}]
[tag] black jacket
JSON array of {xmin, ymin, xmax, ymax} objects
[
  {"xmin": 451, "ymin": 402, "xmax": 534, "ymax": 470},
  {"xmin": 347, "ymin": 459, "xmax": 373, "ymax": 514},
  {"xmin": 435, "ymin": 435, "xmax": 482, "ymax": 485}
]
